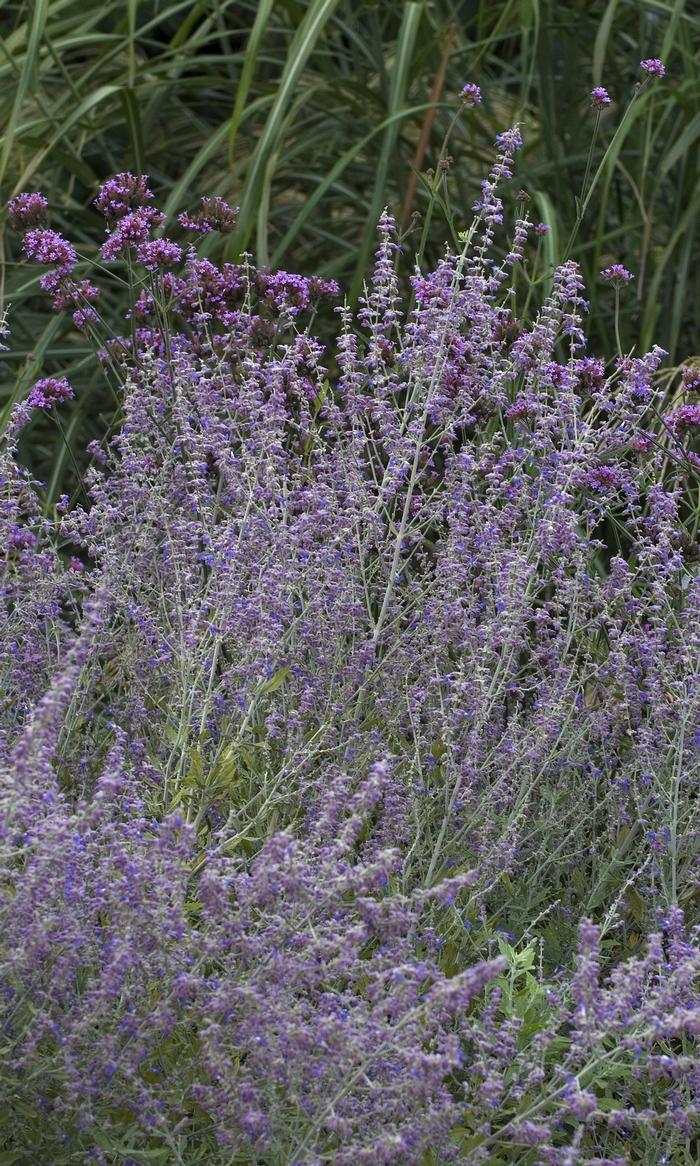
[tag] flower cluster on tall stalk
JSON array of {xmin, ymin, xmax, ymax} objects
[{"xmin": 2, "ymin": 65, "xmax": 700, "ymax": 1163}]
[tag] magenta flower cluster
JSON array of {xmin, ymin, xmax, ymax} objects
[
  {"xmin": 16, "ymin": 206, "xmax": 100, "ymax": 330},
  {"xmin": 136, "ymin": 238, "xmax": 183, "ymax": 270},
  {"xmin": 600, "ymin": 263, "xmax": 634, "ymax": 283},
  {"xmin": 669, "ymin": 403, "xmax": 700, "ymax": 434},
  {"xmin": 590, "ymin": 86, "xmax": 611, "ymax": 107},
  {"xmin": 24, "ymin": 226, "xmax": 76, "ymax": 272},
  {"xmin": 93, "ymin": 170, "xmax": 155, "ymax": 220},
  {"xmin": 27, "ymin": 375, "xmax": 74, "ymax": 409},
  {"xmin": 178, "ymin": 194, "xmax": 239, "ymax": 234},
  {"xmin": 640, "ymin": 57, "xmax": 666, "ymax": 77},
  {"xmin": 461, "ymin": 82, "xmax": 482, "ymax": 105},
  {"xmin": 2, "ymin": 123, "xmax": 699, "ymax": 1163},
  {"xmin": 7, "ymin": 191, "xmax": 49, "ymax": 230}
]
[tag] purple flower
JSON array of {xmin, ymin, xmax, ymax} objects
[
  {"xmin": 640, "ymin": 58, "xmax": 666, "ymax": 77},
  {"xmin": 600, "ymin": 264, "xmax": 634, "ymax": 283},
  {"xmin": 584, "ymin": 464, "xmax": 624, "ymax": 492},
  {"xmin": 255, "ymin": 269, "xmax": 338, "ymax": 317},
  {"xmin": 50, "ymin": 278, "xmax": 99, "ymax": 310},
  {"xmin": 668, "ymin": 404, "xmax": 700, "ymax": 434},
  {"xmin": 28, "ymin": 376, "xmax": 74, "ymax": 409},
  {"xmin": 94, "ymin": 172, "xmax": 155, "ymax": 221},
  {"xmin": 307, "ymin": 275, "xmax": 341, "ymax": 300},
  {"xmin": 38, "ymin": 270, "xmax": 64, "ymax": 294},
  {"xmin": 7, "ymin": 192, "xmax": 49, "ymax": 231},
  {"xmin": 136, "ymin": 239, "xmax": 182, "ymax": 271},
  {"xmin": 472, "ymin": 127, "xmax": 523, "ymax": 225},
  {"xmin": 6, "ymin": 153, "xmax": 700, "ymax": 1164},
  {"xmin": 72, "ymin": 308, "xmax": 98, "ymax": 330},
  {"xmin": 46, "ymin": 278, "xmax": 101, "ymax": 330},
  {"xmin": 590, "ymin": 86, "xmax": 611, "ymax": 108},
  {"xmin": 178, "ymin": 196, "xmax": 238, "ymax": 235},
  {"xmin": 8, "ymin": 525, "xmax": 37, "ymax": 550},
  {"xmin": 680, "ymin": 365, "xmax": 700, "ymax": 392},
  {"xmin": 461, "ymin": 83, "xmax": 482, "ymax": 105},
  {"xmin": 495, "ymin": 126, "xmax": 523, "ymax": 154},
  {"xmin": 23, "ymin": 228, "xmax": 76, "ymax": 274},
  {"xmin": 100, "ymin": 208, "xmax": 165, "ymax": 261}
]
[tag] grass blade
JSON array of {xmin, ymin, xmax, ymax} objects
[
  {"xmin": 227, "ymin": 0, "xmax": 275, "ymax": 168},
  {"xmin": 231, "ymin": 0, "xmax": 343, "ymax": 257},
  {"xmin": 0, "ymin": 0, "xmax": 50, "ymax": 185},
  {"xmin": 348, "ymin": 1, "xmax": 424, "ymax": 302}
]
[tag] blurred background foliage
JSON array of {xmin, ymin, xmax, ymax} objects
[{"xmin": 0, "ymin": 0, "xmax": 698, "ymax": 496}]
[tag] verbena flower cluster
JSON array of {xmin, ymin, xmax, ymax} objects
[
  {"xmin": 461, "ymin": 83, "xmax": 482, "ymax": 105},
  {"xmin": 27, "ymin": 375, "xmax": 74, "ymax": 408},
  {"xmin": 640, "ymin": 58, "xmax": 666, "ymax": 77},
  {"xmin": 590, "ymin": 87, "xmax": 611, "ymax": 108},
  {"xmin": 600, "ymin": 264, "xmax": 634, "ymax": 283},
  {"xmin": 2, "ymin": 100, "xmax": 699, "ymax": 1164}
]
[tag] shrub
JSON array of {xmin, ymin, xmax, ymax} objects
[{"xmin": 1, "ymin": 93, "xmax": 699, "ymax": 1163}]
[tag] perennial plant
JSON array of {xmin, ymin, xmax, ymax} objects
[{"xmin": 1, "ymin": 81, "xmax": 699, "ymax": 1164}]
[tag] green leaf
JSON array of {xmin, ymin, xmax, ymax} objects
[
  {"xmin": 269, "ymin": 102, "xmax": 433, "ymax": 267},
  {"xmin": 12, "ymin": 83, "xmax": 123, "ymax": 192},
  {"xmin": 592, "ymin": 0, "xmax": 620, "ymax": 88},
  {"xmin": 259, "ymin": 665, "xmax": 291, "ymax": 695},
  {"xmin": 530, "ymin": 189, "xmax": 560, "ymax": 296},
  {"xmin": 596, "ymin": 1096, "xmax": 625, "ymax": 1112},
  {"xmin": 227, "ymin": 0, "xmax": 275, "ymax": 167},
  {"xmin": 120, "ymin": 85, "xmax": 145, "ymax": 175},
  {"xmin": 451, "ymin": 1130, "xmax": 487, "ymax": 1152},
  {"xmin": 0, "ymin": 0, "xmax": 50, "ymax": 184},
  {"xmin": 349, "ymin": 1, "xmax": 423, "ymax": 303},
  {"xmin": 232, "ymin": 0, "xmax": 343, "ymax": 255},
  {"xmin": 126, "ymin": 0, "xmax": 138, "ymax": 88}
]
